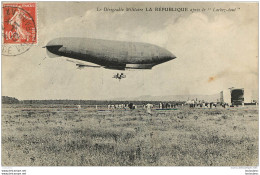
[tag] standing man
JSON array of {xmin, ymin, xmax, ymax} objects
[{"xmin": 146, "ymin": 103, "xmax": 153, "ymax": 115}]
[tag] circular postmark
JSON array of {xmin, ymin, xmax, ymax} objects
[{"xmin": 2, "ymin": 5, "xmax": 37, "ymax": 56}]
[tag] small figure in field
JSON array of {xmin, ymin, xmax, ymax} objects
[
  {"xmin": 77, "ymin": 105, "xmax": 81, "ymax": 111},
  {"xmin": 146, "ymin": 103, "xmax": 153, "ymax": 115},
  {"xmin": 159, "ymin": 103, "xmax": 162, "ymax": 109}
]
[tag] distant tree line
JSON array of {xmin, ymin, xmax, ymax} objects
[
  {"xmin": 2, "ymin": 96, "xmax": 19, "ymax": 104},
  {"xmin": 2, "ymin": 96, "xmax": 184, "ymax": 105},
  {"xmin": 20, "ymin": 100, "xmax": 184, "ymax": 105}
]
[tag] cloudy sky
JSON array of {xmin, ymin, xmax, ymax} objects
[{"xmin": 2, "ymin": 2, "xmax": 258, "ymax": 100}]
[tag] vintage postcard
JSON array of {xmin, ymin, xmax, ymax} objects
[{"xmin": 1, "ymin": 2, "xmax": 258, "ymax": 168}]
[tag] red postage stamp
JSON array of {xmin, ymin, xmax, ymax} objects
[{"xmin": 2, "ymin": 2, "xmax": 37, "ymax": 44}]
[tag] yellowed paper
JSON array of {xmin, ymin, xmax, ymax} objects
[{"xmin": 2, "ymin": 2, "xmax": 258, "ymax": 166}]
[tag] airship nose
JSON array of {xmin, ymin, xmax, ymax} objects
[
  {"xmin": 44, "ymin": 38, "xmax": 64, "ymax": 58},
  {"xmin": 46, "ymin": 38, "xmax": 62, "ymax": 46}
]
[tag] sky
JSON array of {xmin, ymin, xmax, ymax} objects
[{"xmin": 2, "ymin": 2, "xmax": 258, "ymax": 100}]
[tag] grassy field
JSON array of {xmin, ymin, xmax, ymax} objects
[{"xmin": 1, "ymin": 104, "xmax": 258, "ymax": 166}]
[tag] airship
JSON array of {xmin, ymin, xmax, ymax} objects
[{"xmin": 44, "ymin": 37, "xmax": 176, "ymax": 78}]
